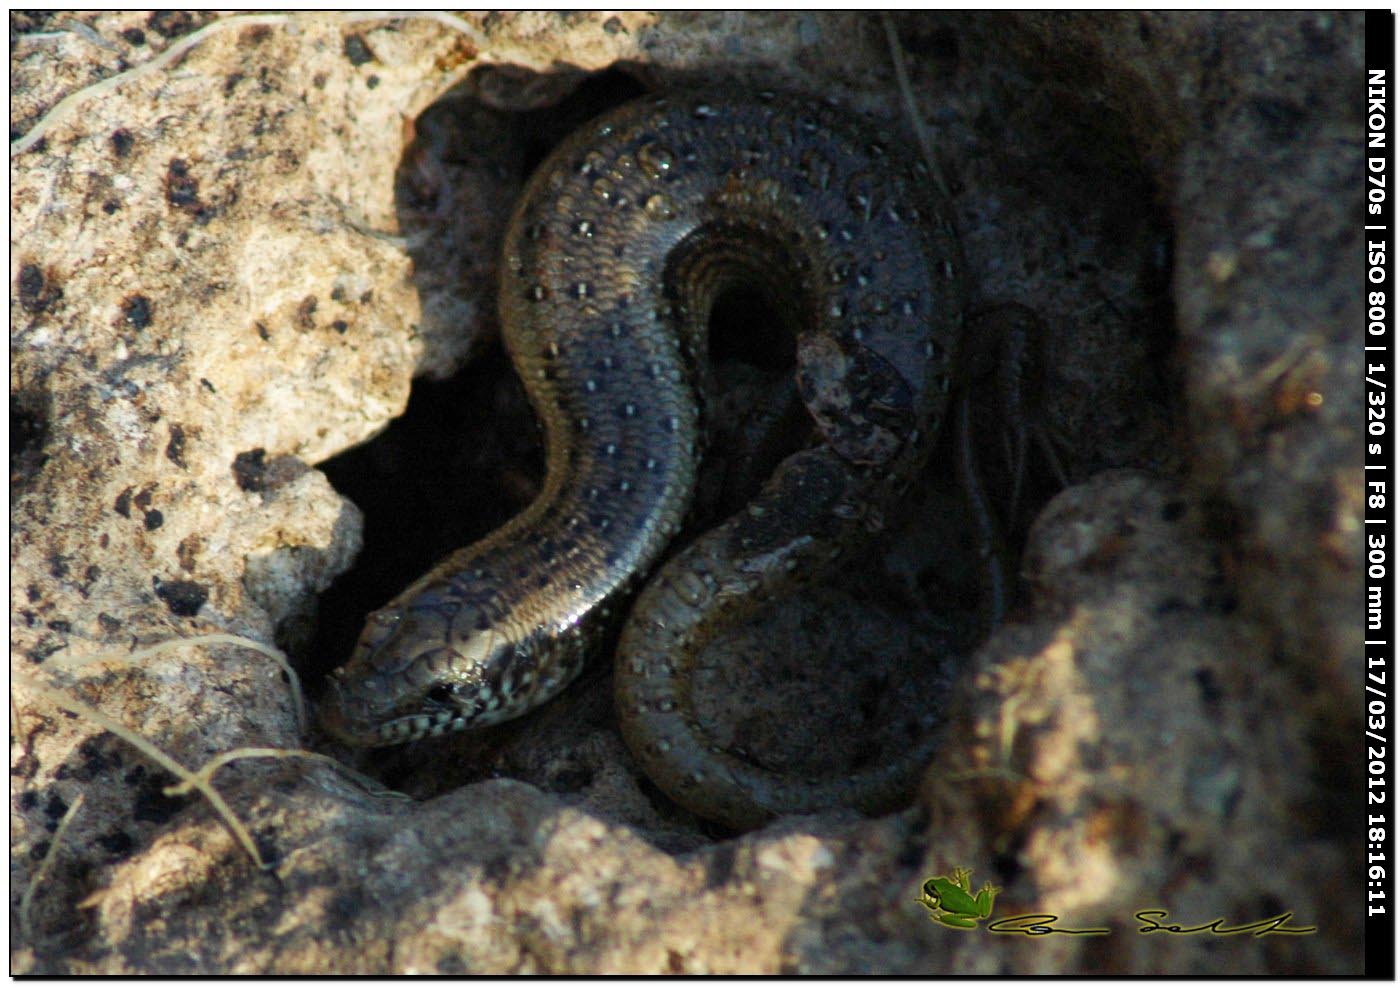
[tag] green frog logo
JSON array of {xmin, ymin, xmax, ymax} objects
[{"xmin": 917, "ymin": 868, "xmax": 1001, "ymax": 929}]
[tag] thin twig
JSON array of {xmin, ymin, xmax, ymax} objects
[
  {"xmin": 11, "ymin": 10, "xmax": 489, "ymax": 157},
  {"xmin": 19, "ymin": 792, "xmax": 86, "ymax": 942},
  {"xmin": 881, "ymin": 12, "xmax": 951, "ymax": 201},
  {"xmin": 12, "ymin": 690, "xmax": 30, "ymax": 749},
  {"xmin": 60, "ymin": 18, "xmax": 121, "ymax": 53},
  {"xmin": 47, "ymin": 633, "xmax": 307, "ymax": 735},
  {"xmin": 13, "ymin": 13, "xmax": 291, "ymax": 156},
  {"xmin": 13, "ymin": 675, "xmax": 271, "ymax": 869},
  {"xmin": 163, "ymin": 746, "xmax": 411, "ymax": 803}
]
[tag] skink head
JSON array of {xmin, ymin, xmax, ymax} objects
[{"xmin": 319, "ymin": 586, "xmax": 571, "ymax": 747}]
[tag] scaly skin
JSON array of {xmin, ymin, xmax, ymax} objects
[{"xmin": 321, "ymin": 90, "xmax": 966, "ymax": 828}]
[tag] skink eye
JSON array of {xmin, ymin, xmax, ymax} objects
[{"xmin": 427, "ymin": 683, "xmax": 456, "ymax": 704}]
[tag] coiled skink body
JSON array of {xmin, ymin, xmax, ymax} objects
[{"xmin": 322, "ymin": 90, "xmax": 966, "ymax": 829}]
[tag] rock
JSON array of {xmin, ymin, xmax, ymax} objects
[
  {"xmin": 920, "ymin": 471, "xmax": 1345, "ymax": 972},
  {"xmin": 10, "ymin": 10, "xmax": 1361, "ymax": 974}
]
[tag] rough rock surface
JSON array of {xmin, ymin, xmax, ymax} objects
[{"xmin": 11, "ymin": 11, "xmax": 1362, "ymax": 973}]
